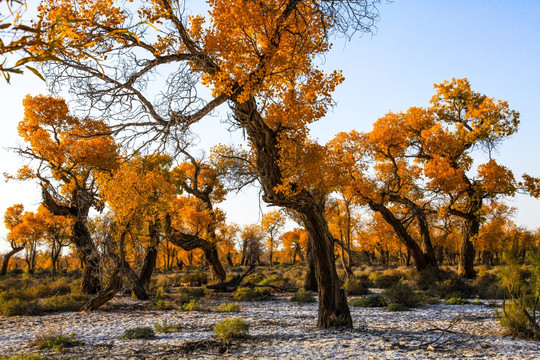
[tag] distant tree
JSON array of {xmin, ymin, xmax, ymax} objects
[
  {"xmin": 2, "ymin": 204, "xmax": 26, "ymax": 275},
  {"xmin": 262, "ymin": 210, "xmax": 285, "ymax": 267}
]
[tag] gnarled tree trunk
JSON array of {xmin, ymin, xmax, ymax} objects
[
  {"xmin": 1, "ymin": 246, "xmax": 24, "ymax": 276},
  {"xmin": 368, "ymin": 201, "xmax": 438, "ymax": 272},
  {"xmin": 234, "ymin": 98, "xmax": 352, "ymax": 328},
  {"xmin": 457, "ymin": 218, "xmax": 478, "ymax": 278},
  {"xmin": 73, "ymin": 219, "xmax": 102, "ymax": 294},
  {"xmin": 139, "ymin": 245, "xmax": 158, "ymax": 290},
  {"xmin": 168, "ymin": 231, "xmax": 226, "ymax": 282},
  {"xmin": 42, "ymin": 187, "xmax": 102, "ymax": 294}
]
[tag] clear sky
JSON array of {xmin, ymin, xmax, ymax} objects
[{"xmin": 1, "ymin": 1, "xmax": 539, "ymax": 251}]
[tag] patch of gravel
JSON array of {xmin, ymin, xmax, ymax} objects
[{"xmin": 0, "ymin": 296, "xmax": 538, "ymax": 359}]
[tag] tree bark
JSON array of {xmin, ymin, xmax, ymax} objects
[
  {"xmin": 301, "ymin": 208, "xmax": 352, "ymax": 328},
  {"xmin": 73, "ymin": 219, "xmax": 102, "ymax": 294},
  {"xmin": 139, "ymin": 245, "xmax": 158, "ymax": 290},
  {"xmin": 234, "ymin": 97, "xmax": 352, "ymax": 328},
  {"xmin": 368, "ymin": 201, "xmax": 438, "ymax": 272},
  {"xmin": 1, "ymin": 246, "xmax": 24, "ymax": 276},
  {"xmin": 81, "ymin": 270, "xmax": 121, "ymax": 312},
  {"xmin": 457, "ymin": 218, "xmax": 478, "ymax": 278},
  {"xmin": 42, "ymin": 187, "xmax": 102, "ymax": 294},
  {"xmin": 303, "ymin": 235, "xmax": 318, "ymax": 292}
]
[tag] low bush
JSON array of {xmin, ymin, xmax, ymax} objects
[
  {"xmin": 154, "ymin": 320, "xmax": 182, "ymax": 333},
  {"xmin": 445, "ymin": 297, "xmax": 469, "ymax": 305},
  {"xmin": 180, "ymin": 272, "xmax": 208, "ymax": 286},
  {"xmin": 258, "ymin": 275, "xmax": 282, "ymax": 286},
  {"xmin": 343, "ymin": 277, "xmax": 369, "ymax": 295},
  {"xmin": 0, "ymin": 297, "xmax": 41, "ymax": 316},
  {"xmin": 32, "ymin": 332, "xmax": 83, "ymax": 351},
  {"xmin": 120, "ymin": 327, "xmax": 155, "ymax": 340},
  {"xmin": 233, "ymin": 287, "xmax": 272, "ymax": 301},
  {"xmin": 213, "ymin": 303, "xmax": 241, "ymax": 312},
  {"xmin": 497, "ymin": 250, "xmax": 540, "ymax": 338},
  {"xmin": 382, "ymin": 283, "xmax": 419, "ymax": 308},
  {"xmin": 472, "ymin": 273, "xmax": 505, "ymax": 299},
  {"xmin": 243, "ymin": 273, "xmax": 265, "ymax": 285},
  {"xmin": 177, "ymin": 287, "xmax": 206, "ymax": 305},
  {"xmin": 40, "ymin": 294, "xmax": 87, "ymax": 312},
  {"xmin": 290, "ymin": 289, "xmax": 315, "ymax": 303},
  {"xmin": 348, "ymin": 295, "xmax": 386, "ymax": 308},
  {"xmin": 152, "ymin": 299, "xmax": 173, "ymax": 310},
  {"xmin": 386, "ymin": 303, "xmax": 410, "ymax": 312},
  {"xmin": 180, "ymin": 300, "xmax": 204, "ymax": 311},
  {"xmin": 434, "ymin": 276, "xmax": 473, "ymax": 299},
  {"xmin": 368, "ymin": 272, "xmax": 401, "ymax": 289},
  {"xmin": 414, "ymin": 291, "xmax": 439, "ymax": 305},
  {"xmin": 412, "ymin": 270, "xmax": 443, "ymax": 291},
  {"xmin": 0, "ymin": 355, "xmax": 44, "ymax": 360},
  {"xmin": 214, "ymin": 318, "xmax": 249, "ymax": 342}
]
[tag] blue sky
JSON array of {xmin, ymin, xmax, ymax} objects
[{"xmin": 1, "ymin": 1, "xmax": 539, "ymax": 251}]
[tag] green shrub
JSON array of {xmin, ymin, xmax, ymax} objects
[
  {"xmin": 258, "ymin": 275, "xmax": 282, "ymax": 286},
  {"xmin": 290, "ymin": 289, "xmax": 315, "ymax": 303},
  {"xmin": 412, "ymin": 270, "xmax": 443, "ymax": 291},
  {"xmin": 40, "ymin": 294, "xmax": 87, "ymax": 312},
  {"xmin": 497, "ymin": 250, "xmax": 540, "ymax": 338},
  {"xmin": 30, "ymin": 282, "xmax": 71, "ymax": 298},
  {"xmin": 243, "ymin": 273, "xmax": 265, "ymax": 285},
  {"xmin": 368, "ymin": 272, "xmax": 401, "ymax": 289},
  {"xmin": 434, "ymin": 276, "xmax": 473, "ymax": 299},
  {"xmin": 213, "ymin": 303, "xmax": 241, "ymax": 312},
  {"xmin": 348, "ymin": 295, "xmax": 386, "ymax": 308},
  {"xmin": 214, "ymin": 318, "xmax": 249, "ymax": 342},
  {"xmin": 154, "ymin": 320, "xmax": 182, "ymax": 333},
  {"xmin": 499, "ymin": 301, "xmax": 531, "ymax": 337},
  {"xmin": 154, "ymin": 285, "xmax": 170, "ymax": 300},
  {"xmin": 0, "ymin": 355, "xmax": 44, "ymax": 360},
  {"xmin": 152, "ymin": 299, "xmax": 173, "ymax": 310},
  {"xmin": 382, "ymin": 283, "xmax": 419, "ymax": 308},
  {"xmin": 386, "ymin": 303, "xmax": 410, "ymax": 311},
  {"xmin": 180, "ymin": 299, "xmax": 204, "ymax": 311},
  {"xmin": 33, "ymin": 333, "xmax": 83, "ymax": 351},
  {"xmin": 414, "ymin": 291, "xmax": 439, "ymax": 305},
  {"xmin": 343, "ymin": 277, "xmax": 369, "ymax": 295},
  {"xmin": 178, "ymin": 287, "xmax": 205, "ymax": 303},
  {"xmin": 0, "ymin": 297, "xmax": 41, "ymax": 316},
  {"xmin": 233, "ymin": 287, "xmax": 272, "ymax": 301},
  {"xmin": 180, "ymin": 272, "xmax": 208, "ymax": 286},
  {"xmin": 445, "ymin": 297, "xmax": 469, "ymax": 305},
  {"xmin": 120, "ymin": 327, "xmax": 155, "ymax": 340},
  {"xmin": 472, "ymin": 273, "xmax": 505, "ymax": 299}
]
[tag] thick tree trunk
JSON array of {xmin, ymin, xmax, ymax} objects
[
  {"xmin": 204, "ymin": 246, "xmax": 227, "ymax": 282},
  {"xmin": 301, "ymin": 209, "xmax": 352, "ymax": 328},
  {"xmin": 81, "ymin": 270, "xmax": 121, "ymax": 312},
  {"xmin": 73, "ymin": 219, "xmax": 102, "ymax": 294},
  {"xmin": 457, "ymin": 218, "xmax": 478, "ymax": 278},
  {"xmin": 1, "ymin": 246, "xmax": 24, "ymax": 276},
  {"xmin": 234, "ymin": 97, "xmax": 352, "ymax": 328},
  {"xmin": 42, "ymin": 188, "xmax": 102, "ymax": 294},
  {"xmin": 303, "ymin": 236, "xmax": 318, "ymax": 292},
  {"xmin": 138, "ymin": 246, "xmax": 158, "ymax": 290},
  {"xmin": 121, "ymin": 259, "xmax": 149, "ymax": 300}
]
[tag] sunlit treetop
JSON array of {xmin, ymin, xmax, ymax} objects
[
  {"xmin": 12, "ymin": 94, "xmax": 118, "ymax": 204},
  {"xmin": 99, "ymin": 153, "xmax": 177, "ymax": 225}
]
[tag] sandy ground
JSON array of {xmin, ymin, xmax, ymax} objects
[{"xmin": 0, "ymin": 296, "xmax": 538, "ymax": 359}]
